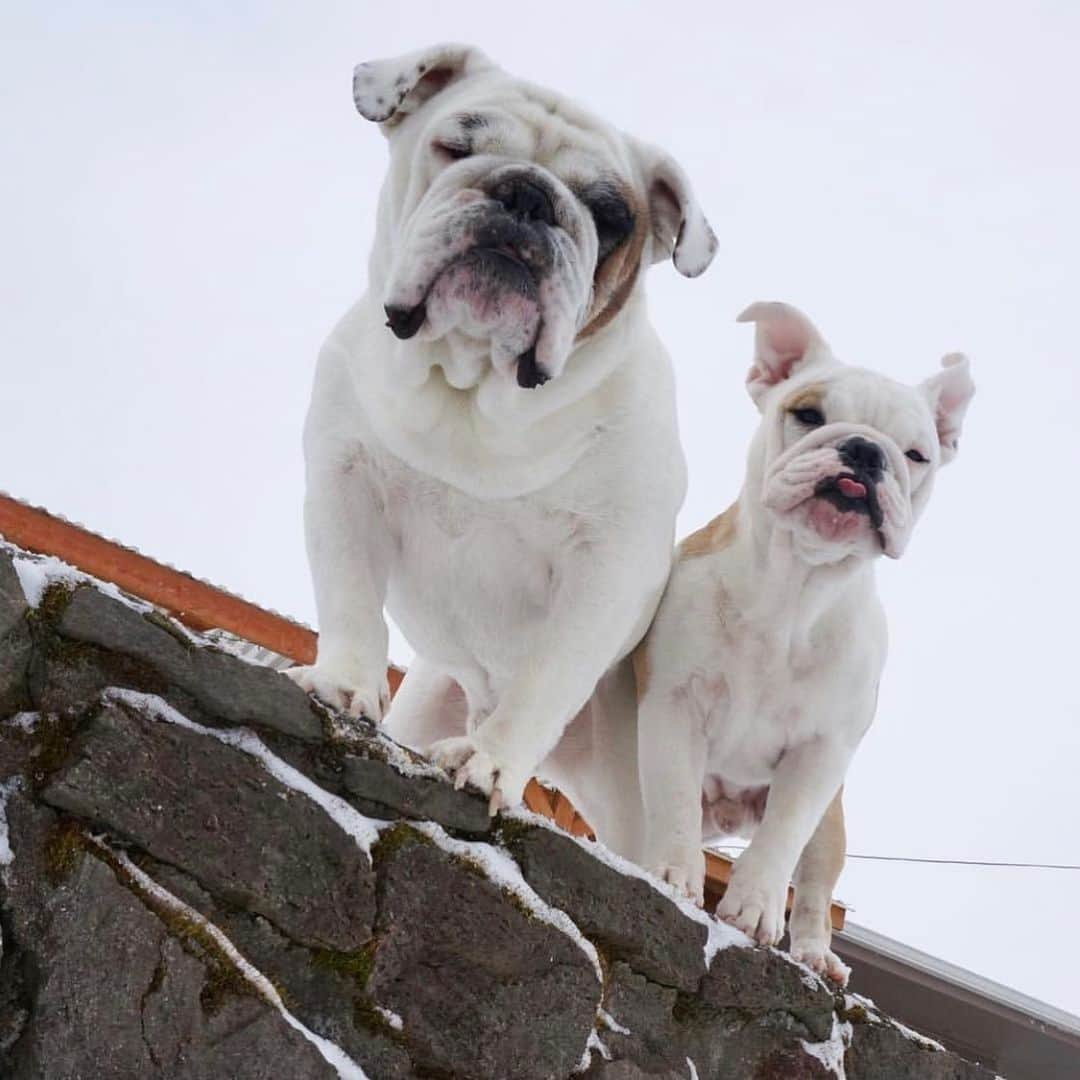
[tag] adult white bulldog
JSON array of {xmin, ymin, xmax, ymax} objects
[
  {"xmin": 288, "ymin": 43, "xmax": 717, "ymax": 834},
  {"xmin": 632, "ymin": 302, "xmax": 974, "ymax": 982}
]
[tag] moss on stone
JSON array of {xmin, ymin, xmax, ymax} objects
[
  {"xmin": 28, "ymin": 712, "xmax": 85, "ymax": 790},
  {"xmin": 370, "ymin": 820, "xmax": 431, "ymax": 864},
  {"xmin": 43, "ymin": 818, "xmax": 87, "ymax": 885},
  {"xmin": 311, "ymin": 939, "xmax": 379, "ymax": 989},
  {"xmin": 29, "ymin": 582, "xmax": 75, "ymax": 628}
]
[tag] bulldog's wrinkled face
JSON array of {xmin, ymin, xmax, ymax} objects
[
  {"xmin": 353, "ymin": 44, "xmax": 717, "ymax": 389},
  {"xmin": 739, "ymin": 302, "xmax": 974, "ymax": 563}
]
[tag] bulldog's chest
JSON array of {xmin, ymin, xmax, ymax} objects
[{"xmin": 362, "ymin": 446, "xmax": 594, "ymax": 658}]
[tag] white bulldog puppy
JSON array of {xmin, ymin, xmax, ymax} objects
[
  {"xmin": 288, "ymin": 43, "xmax": 717, "ymax": 828},
  {"xmin": 633, "ymin": 302, "xmax": 974, "ymax": 982}
]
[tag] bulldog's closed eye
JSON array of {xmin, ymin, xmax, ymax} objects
[
  {"xmin": 791, "ymin": 406, "xmax": 826, "ymax": 427},
  {"xmin": 581, "ymin": 185, "xmax": 635, "ymax": 263},
  {"xmin": 905, "ymin": 449, "xmax": 929, "ymax": 463},
  {"xmin": 432, "ymin": 139, "xmax": 472, "ymax": 162}
]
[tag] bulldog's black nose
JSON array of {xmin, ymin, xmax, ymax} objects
[
  {"xmin": 839, "ymin": 436, "xmax": 885, "ymax": 479},
  {"xmin": 384, "ymin": 303, "xmax": 426, "ymax": 340},
  {"xmin": 493, "ymin": 177, "xmax": 556, "ymax": 227}
]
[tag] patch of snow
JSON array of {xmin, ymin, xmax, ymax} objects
[
  {"xmin": 801, "ymin": 1016, "xmax": 852, "ymax": 1079},
  {"xmin": 844, "ymin": 992, "xmax": 882, "ymax": 1022},
  {"xmin": 686, "ymin": 1058, "xmax": 700, "ymax": 1080},
  {"xmin": 575, "ymin": 1029, "xmax": 611, "ymax": 1072},
  {"xmin": 412, "ymin": 819, "xmax": 602, "ymax": 983},
  {"xmin": 375, "ymin": 1006, "xmax": 403, "ymax": 1032},
  {"xmin": 6, "ymin": 547, "xmax": 153, "ymax": 614},
  {"xmin": 0, "ymin": 777, "xmax": 21, "ymax": 867},
  {"xmin": 598, "ymin": 1008, "xmax": 630, "ymax": 1035},
  {"xmin": 88, "ymin": 838, "xmax": 370, "ymax": 1079},
  {"xmin": 5, "ymin": 712, "xmax": 38, "ymax": 733},
  {"xmin": 505, "ymin": 805, "xmax": 751, "ymax": 966},
  {"xmin": 888, "ymin": 1016, "xmax": 945, "ymax": 1052},
  {"xmin": 105, "ymin": 689, "xmax": 383, "ymax": 855}
]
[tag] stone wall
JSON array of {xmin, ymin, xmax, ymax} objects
[{"xmin": 0, "ymin": 546, "xmax": 996, "ymax": 1079}]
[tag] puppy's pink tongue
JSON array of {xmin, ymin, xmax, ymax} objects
[{"xmin": 838, "ymin": 477, "xmax": 867, "ymax": 498}]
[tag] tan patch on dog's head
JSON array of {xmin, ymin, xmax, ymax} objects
[
  {"xmin": 577, "ymin": 185, "xmax": 647, "ymax": 340},
  {"xmin": 780, "ymin": 382, "xmax": 827, "ymax": 414},
  {"xmin": 678, "ymin": 502, "xmax": 739, "ymax": 560}
]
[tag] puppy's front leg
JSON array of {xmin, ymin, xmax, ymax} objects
[
  {"xmin": 718, "ymin": 736, "xmax": 852, "ymax": 946},
  {"xmin": 430, "ymin": 549, "xmax": 658, "ymax": 813},
  {"xmin": 789, "ymin": 789, "xmax": 850, "ymax": 984},
  {"xmin": 287, "ymin": 444, "xmax": 394, "ymax": 725}
]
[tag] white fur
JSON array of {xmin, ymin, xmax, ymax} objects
[
  {"xmin": 632, "ymin": 302, "xmax": 973, "ymax": 983},
  {"xmin": 290, "ymin": 43, "xmax": 715, "ymax": 820}
]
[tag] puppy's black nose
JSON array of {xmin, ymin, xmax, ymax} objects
[
  {"xmin": 493, "ymin": 177, "xmax": 556, "ymax": 227},
  {"xmin": 384, "ymin": 303, "xmax": 426, "ymax": 340},
  {"xmin": 839, "ymin": 436, "xmax": 885, "ymax": 479}
]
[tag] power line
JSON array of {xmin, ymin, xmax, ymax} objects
[{"xmin": 710, "ymin": 845, "xmax": 1080, "ymax": 871}]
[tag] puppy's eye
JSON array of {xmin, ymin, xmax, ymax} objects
[
  {"xmin": 433, "ymin": 139, "xmax": 471, "ymax": 162},
  {"xmin": 905, "ymin": 449, "xmax": 929, "ymax": 463},
  {"xmin": 791, "ymin": 407, "xmax": 826, "ymax": 427}
]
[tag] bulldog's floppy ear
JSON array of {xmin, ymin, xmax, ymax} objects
[
  {"xmin": 634, "ymin": 141, "xmax": 717, "ymax": 277},
  {"xmin": 920, "ymin": 352, "xmax": 974, "ymax": 464},
  {"xmin": 353, "ymin": 43, "xmax": 494, "ymax": 128},
  {"xmin": 737, "ymin": 301, "xmax": 833, "ymax": 407}
]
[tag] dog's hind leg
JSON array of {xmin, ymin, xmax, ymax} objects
[
  {"xmin": 788, "ymin": 788, "xmax": 850, "ymax": 985},
  {"xmin": 383, "ymin": 658, "xmax": 468, "ymax": 755}
]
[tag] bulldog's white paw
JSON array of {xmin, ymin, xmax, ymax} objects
[
  {"xmin": 717, "ymin": 871, "xmax": 787, "ymax": 946},
  {"xmin": 790, "ymin": 938, "xmax": 851, "ymax": 986},
  {"xmin": 428, "ymin": 735, "xmax": 528, "ymax": 815},
  {"xmin": 652, "ymin": 862, "xmax": 706, "ymax": 907},
  {"xmin": 286, "ymin": 664, "xmax": 390, "ymax": 725}
]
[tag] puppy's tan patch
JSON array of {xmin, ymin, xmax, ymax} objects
[
  {"xmin": 781, "ymin": 383, "xmax": 827, "ymax": 413},
  {"xmin": 678, "ymin": 502, "xmax": 739, "ymax": 560},
  {"xmin": 578, "ymin": 187, "xmax": 647, "ymax": 340}
]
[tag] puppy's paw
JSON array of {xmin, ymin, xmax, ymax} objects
[
  {"xmin": 716, "ymin": 870, "xmax": 787, "ymax": 946},
  {"xmin": 428, "ymin": 735, "xmax": 529, "ymax": 815},
  {"xmin": 286, "ymin": 664, "xmax": 390, "ymax": 726},
  {"xmin": 649, "ymin": 855, "xmax": 706, "ymax": 906},
  {"xmin": 789, "ymin": 938, "xmax": 851, "ymax": 986}
]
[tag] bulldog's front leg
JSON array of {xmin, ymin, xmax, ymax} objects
[
  {"xmin": 717, "ymin": 736, "xmax": 852, "ymax": 946},
  {"xmin": 430, "ymin": 548, "xmax": 659, "ymax": 813},
  {"xmin": 287, "ymin": 446, "xmax": 393, "ymax": 725},
  {"xmin": 637, "ymin": 684, "xmax": 708, "ymax": 904}
]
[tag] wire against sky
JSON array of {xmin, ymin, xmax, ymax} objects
[{"xmin": 709, "ymin": 846, "xmax": 1080, "ymax": 871}]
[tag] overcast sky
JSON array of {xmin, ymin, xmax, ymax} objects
[{"xmin": 4, "ymin": 2, "xmax": 1079, "ymax": 1016}]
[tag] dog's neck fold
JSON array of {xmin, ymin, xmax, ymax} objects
[{"xmin": 728, "ymin": 475, "xmax": 877, "ymax": 659}]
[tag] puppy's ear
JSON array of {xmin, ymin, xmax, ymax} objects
[
  {"xmin": 633, "ymin": 140, "xmax": 717, "ymax": 277},
  {"xmin": 353, "ymin": 43, "xmax": 494, "ymax": 128},
  {"xmin": 737, "ymin": 301, "xmax": 833, "ymax": 406},
  {"xmin": 920, "ymin": 353, "xmax": 974, "ymax": 464}
]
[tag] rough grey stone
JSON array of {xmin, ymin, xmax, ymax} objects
[
  {"xmin": 40, "ymin": 701, "xmax": 374, "ymax": 951},
  {"xmin": 504, "ymin": 823, "xmax": 707, "ymax": 991},
  {"xmin": 0, "ymin": 558, "xmax": 1000, "ymax": 1080},
  {"xmin": 0, "ymin": 551, "xmax": 32, "ymax": 717},
  {"xmin": 700, "ymin": 942, "xmax": 837, "ymax": 1042},
  {"xmin": 846, "ymin": 1020, "xmax": 997, "ymax": 1079},
  {"xmin": 370, "ymin": 833, "xmax": 600, "ymax": 1080},
  {"xmin": 145, "ymin": 857, "xmax": 417, "ymax": 1080},
  {"xmin": 0, "ymin": 796, "xmax": 335, "ymax": 1079},
  {"xmin": 343, "ymin": 753, "xmax": 491, "ymax": 834},
  {"xmin": 55, "ymin": 585, "xmax": 323, "ymax": 740}
]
